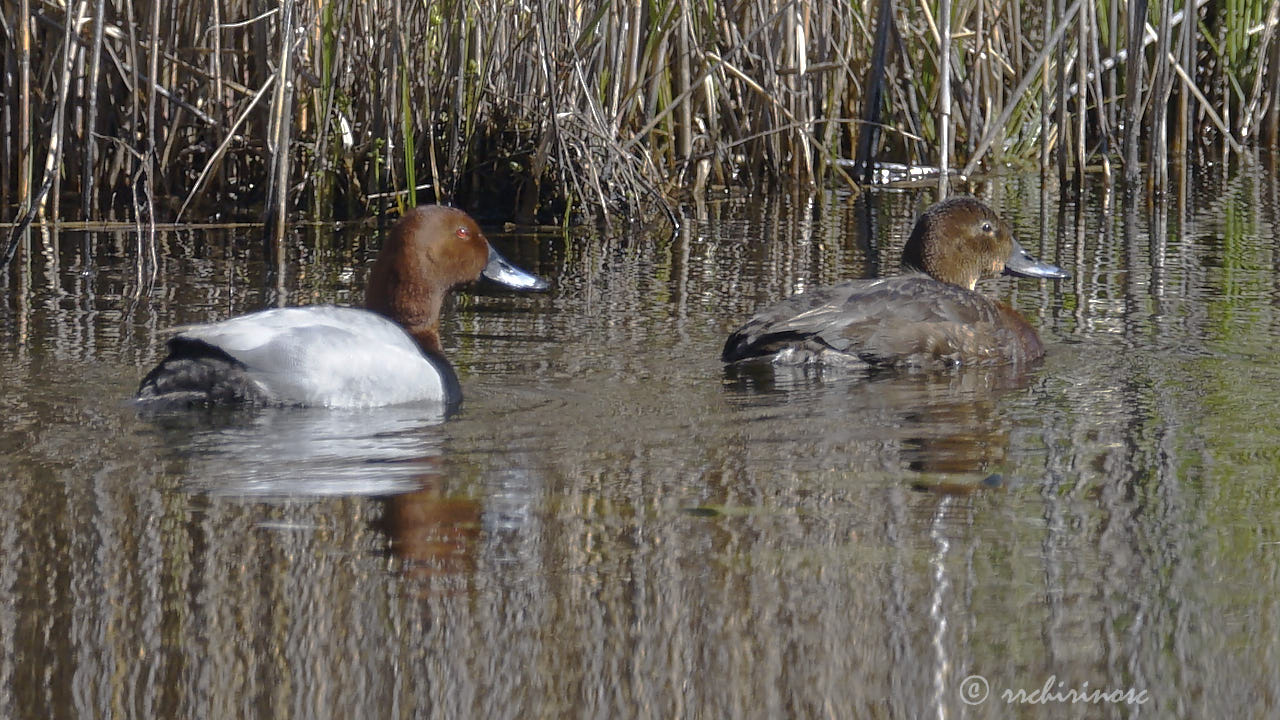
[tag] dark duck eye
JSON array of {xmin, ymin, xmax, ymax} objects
[{"xmin": 981, "ymin": 221, "xmax": 994, "ymax": 233}]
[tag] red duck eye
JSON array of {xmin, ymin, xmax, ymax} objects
[{"xmin": 455, "ymin": 226, "xmax": 470, "ymax": 239}]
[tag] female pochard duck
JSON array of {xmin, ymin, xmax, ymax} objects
[
  {"xmin": 722, "ymin": 197, "xmax": 1067, "ymax": 367},
  {"xmin": 137, "ymin": 205, "xmax": 547, "ymax": 408}
]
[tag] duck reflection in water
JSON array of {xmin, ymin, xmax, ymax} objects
[
  {"xmin": 379, "ymin": 481, "xmax": 483, "ymax": 591},
  {"xmin": 724, "ymin": 354, "xmax": 1036, "ymax": 491},
  {"xmin": 143, "ymin": 405, "xmax": 488, "ymax": 591}
]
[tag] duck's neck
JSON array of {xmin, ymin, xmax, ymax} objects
[
  {"xmin": 402, "ymin": 323, "xmax": 445, "ymax": 356},
  {"xmin": 901, "ymin": 261, "xmax": 978, "ymax": 291},
  {"xmin": 901, "ymin": 236, "xmax": 983, "ymax": 290},
  {"xmin": 365, "ymin": 254, "xmax": 447, "ymax": 356}
]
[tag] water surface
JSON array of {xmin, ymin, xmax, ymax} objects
[{"xmin": 3, "ymin": 170, "xmax": 1279, "ymax": 718}]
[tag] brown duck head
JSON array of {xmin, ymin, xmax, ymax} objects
[
  {"xmin": 364, "ymin": 205, "xmax": 548, "ymax": 354},
  {"xmin": 900, "ymin": 197, "xmax": 1067, "ymax": 291}
]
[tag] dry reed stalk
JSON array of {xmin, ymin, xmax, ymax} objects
[
  {"xmin": 140, "ymin": 0, "xmax": 161, "ymax": 232},
  {"xmin": 1075, "ymin": 0, "xmax": 1087, "ymax": 188},
  {"xmin": 83, "ymin": 0, "xmax": 106, "ymax": 221},
  {"xmin": 1087, "ymin": 0, "xmax": 1112, "ymax": 184},
  {"xmin": 1150, "ymin": 0, "xmax": 1175, "ymax": 195},
  {"xmin": 393, "ymin": 0, "xmax": 416, "ymax": 211},
  {"xmin": 1, "ymin": 64, "xmax": 7, "ymax": 221},
  {"xmin": 1040, "ymin": 0, "xmax": 1051, "ymax": 182},
  {"xmin": 16, "ymin": 0, "xmax": 31, "ymax": 212},
  {"xmin": 1055, "ymin": 0, "xmax": 1069, "ymax": 184},
  {"xmin": 1106, "ymin": 0, "xmax": 1119, "ymax": 133},
  {"xmin": 266, "ymin": 0, "xmax": 297, "ymax": 244},
  {"xmin": 1176, "ymin": 0, "xmax": 1196, "ymax": 160},
  {"xmin": 1122, "ymin": 0, "xmax": 1148, "ymax": 183},
  {"xmin": 123, "ymin": 0, "xmax": 142, "ymax": 210},
  {"xmin": 938, "ymin": 0, "xmax": 952, "ymax": 197}
]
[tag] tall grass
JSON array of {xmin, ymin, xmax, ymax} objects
[{"xmin": 1, "ymin": 0, "xmax": 1277, "ymax": 242}]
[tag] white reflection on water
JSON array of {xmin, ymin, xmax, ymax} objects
[{"xmin": 140, "ymin": 403, "xmax": 449, "ymax": 497}]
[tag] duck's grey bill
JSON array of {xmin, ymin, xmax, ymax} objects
[
  {"xmin": 483, "ymin": 245, "xmax": 550, "ymax": 291},
  {"xmin": 1003, "ymin": 238, "xmax": 1069, "ymax": 280}
]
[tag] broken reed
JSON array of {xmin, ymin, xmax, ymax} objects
[{"xmin": 1, "ymin": 0, "xmax": 1278, "ymax": 233}]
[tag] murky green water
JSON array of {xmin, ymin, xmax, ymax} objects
[{"xmin": 3, "ymin": 168, "xmax": 1280, "ymax": 718}]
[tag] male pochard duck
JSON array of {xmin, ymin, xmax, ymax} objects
[
  {"xmin": 137, "ymin": 205, "xmax": 547, "ymax": 408},
  {"xmin": 722, "ymin": 197, "xmax": 1068, "ymax": 367}
]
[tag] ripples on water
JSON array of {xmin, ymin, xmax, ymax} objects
[{"xmin": 2, "ymin": 169, "xmax": 1279, "ymax": 718}]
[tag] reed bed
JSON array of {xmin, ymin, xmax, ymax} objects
[{"xmin": 1, "ymin": 0, "xmax": 1278, "ymax": 244}]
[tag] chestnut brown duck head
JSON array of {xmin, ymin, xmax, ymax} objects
[{"xmin": 900, "ymin": 196, "xmax": 1066, "ymax": 291}]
